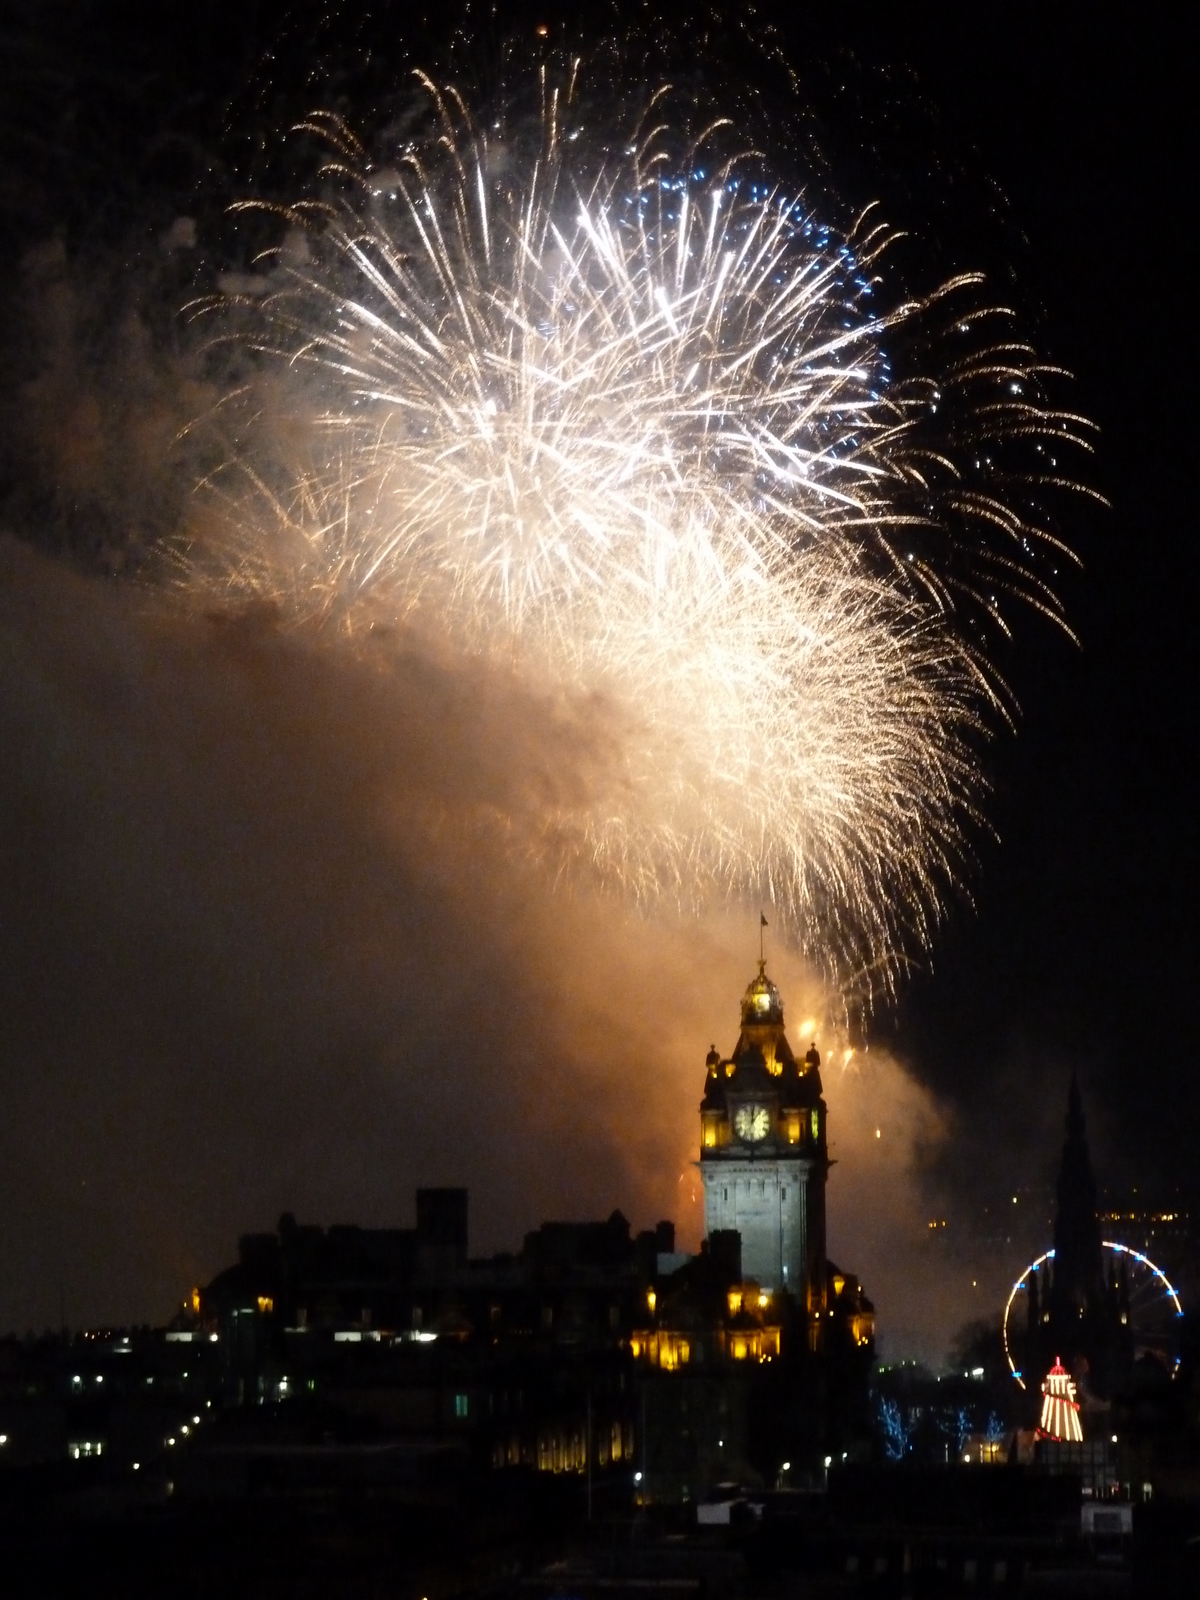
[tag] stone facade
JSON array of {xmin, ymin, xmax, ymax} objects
[{"xmin": 702, "ymin": 1157, "xmax": 812, "ymax": 1292}]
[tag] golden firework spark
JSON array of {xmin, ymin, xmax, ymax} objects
[{"xmin": 184, "ymin": 65, "xmax": 1095, "ymax": 996}]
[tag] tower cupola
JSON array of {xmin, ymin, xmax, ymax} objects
[{"xmin": 741, "ymin": 961, "xmax": 784, "ymax": 1027}]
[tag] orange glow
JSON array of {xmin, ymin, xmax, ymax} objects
[
  {"xmin": 256, "ymin": 1295, "xmax": 274, "ymax": 1315},
  {"xmin": 849, "ymin": 1312, "xmax": 874, "ymax": 1345},
  {"xmin": 659, "ymin": 1335, "xmax": 690, "ymax": 1370},
  {"xmin": 537, "ymin": 1427, "xmax": 588, "ymax": 1473},
  {"xmin": 631, "ymin": 1330, "xmax": 691, "ymax": 1369},
  {"xmin": 189, "ymin": 1287, "xmax": 201, "ymax": 1316},
  {"xmin": 726, "ymin": 1326, "xmax": 781, "ymax": 1362},
  {"xmin": 727, "ymin": 1288, "xmax": 743, "ymax": 1314},
  {"xmin": 646, "ymin": 1289, "xmax": 656, "ymax": 1313}
]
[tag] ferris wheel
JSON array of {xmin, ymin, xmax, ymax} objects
[{"xmin": 1002, "ymin": 1241, "xmax": 1184, "ymax": 1390}]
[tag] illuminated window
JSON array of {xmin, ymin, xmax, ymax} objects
[
  {"xmin": 631, "ymin": 1330, "xmax": 691, "ymax": 1370},
  {"xmin": 726, "ymin": 1325, "xmax": 782, "ymax": 1363},
  {"xmin": 256, "ymin": 1295, "xmax": 274, "ymax": 1315},
  {"xmin": 810, "ymin": 1109, "xmax": 820, "ymax": 1140},
  {"xmin": 455, "ymin": 1393, "xmax": 469, "ymax": 1418},
  {"xmin": 656, "ymin": 1335, "xmax": 690, "ymax": 1370}
]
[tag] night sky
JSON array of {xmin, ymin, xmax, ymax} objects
[{"xmin": 0, "ymin": 3, "xmax": 1195, "ymax": 1359}]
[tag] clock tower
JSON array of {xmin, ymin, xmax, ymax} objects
[{"xmin": 699, "ymin": 962, "xmax": 828, "ymax": 1306}]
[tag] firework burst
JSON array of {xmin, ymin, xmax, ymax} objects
[{"xmin": 184, "ymin": 62, "xmax": 1095, "ymax": 995}]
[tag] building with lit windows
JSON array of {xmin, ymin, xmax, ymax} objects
[{"xmin": 0, "ymin": 964, "xmax": 875, "ymax": 1504}]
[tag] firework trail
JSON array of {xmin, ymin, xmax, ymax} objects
[{"xmin": 185, "ymin": 62, "xmax": 1095, "ymax": 996}]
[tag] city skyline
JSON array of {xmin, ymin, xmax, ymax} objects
[{"xmin": 0, "ymin": 4, "xmax": 1194, "ymax": 1371}]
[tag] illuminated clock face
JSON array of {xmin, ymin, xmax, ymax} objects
[{"xmin": 734, "ymin": 1104, "xmax": 771, "ymax": 1143}]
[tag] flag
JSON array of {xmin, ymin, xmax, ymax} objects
[{"xmin": 760, "ymin": 912, "xmax": 768, "ymax": 927}]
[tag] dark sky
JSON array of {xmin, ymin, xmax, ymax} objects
[
  {"xmin": 0, "ymin": 2, "xmax": 1195, "ymax": 1356},
  {"xmin": 858, "ymin": 12, "xmax": 1199, "ymax": 1204}
]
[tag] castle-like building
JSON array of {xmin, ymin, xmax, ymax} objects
[{"xmin": 97, "ymin": 958, "xmax": 872, "ymax": 1502}]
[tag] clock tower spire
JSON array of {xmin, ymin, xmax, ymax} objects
[{"xmin": 699, "ymin": 961, "xmax": 828, "ymax": 1307}]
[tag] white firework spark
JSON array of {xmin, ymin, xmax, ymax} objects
[{"xmin": 184, "ymin": 65, "xmax": 1094, "ymax": 994}]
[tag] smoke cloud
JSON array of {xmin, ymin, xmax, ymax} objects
[
  {"xmin": 0, "ymin": 175, "xmax": 1017, "ymax": 1366},
  {"xmin": 0, "ymin": 526, "xmax": 964, "ymax": 1357}
]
